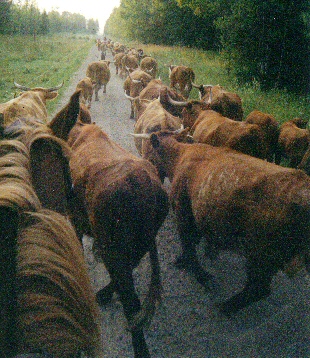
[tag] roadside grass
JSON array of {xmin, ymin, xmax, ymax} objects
[
  {"xmin": 130, "ymin": 42, "xmax": 310, "ymax": 124},
  {"xmin": 1, "ymin": 35, "xmax": 309, "ymax": 125},
  {"xmin": 0, "ymin": 33, "xmax": 95, "ymax": 114}
]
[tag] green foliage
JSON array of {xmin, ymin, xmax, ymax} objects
[
  {"xmin": 106, "ymin": 0, "xmax": 310, "ymax": 95},
  {"xmin": 217, "ymin": 0, "xmax": 310, "ymax": 93},
  {"xmin": 0, "ymin": 0, "xmax": 99, "ymax": 36},
  {"xmin": 0, "ymin": 34, "xmax": 94, "ymax": 114},
  {"xmin": 105, "ymin": 0, "xmax": 219, "ymax": 50}
]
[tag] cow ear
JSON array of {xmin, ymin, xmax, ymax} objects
[
  {"xmin": 150, "ymin": 133, "xmax": 160, "ymax": 149},
  {"xmin": 49, "ymin": 90, "xmax": 81, "ymax": 140}
]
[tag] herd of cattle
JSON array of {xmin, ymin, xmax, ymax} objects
[{"xmin": 0, "ymin": 37, "xmax": 309, "ymax": 357}]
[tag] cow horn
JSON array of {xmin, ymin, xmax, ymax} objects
[
  {"xmin": 128, "ymin": 72, "xmax": 141, "ymax": 84},
  {"xmin": 124, "ymin": 91, "xmax": 139, "ymax": 101},
  {"xmin": 164, "ymin": 93, "xmax": 189, "ymax": 107},
  {"xmin": 129, "ymin": 133, "xmax": 151, "ymax": 139},
  {"xmin": 191, "ymin": 82, "xmax": 202, "ymax": 89},
  {"xmin": 14, "ymin": 81, "xmax": 31, "ymax": 91},
  {"xmin": 47, "ymin": 80, "xmax": 64, "ymax": 92}
]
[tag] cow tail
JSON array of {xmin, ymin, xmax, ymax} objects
[{"xmin": 129, "ymin": 238, "xmax": 163, "ymax": 331}]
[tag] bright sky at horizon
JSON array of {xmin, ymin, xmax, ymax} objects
[{"xmin": 34, "ymin": 0, "xmax": 121, "ymax": 32}]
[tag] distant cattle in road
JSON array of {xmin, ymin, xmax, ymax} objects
[
  {"xmin": 86, "ymin": 61, "xmax": 111, "ymax": 101},
  {"xmin": 76, "ymin": 77, "xmax": 95, "ymax": 108}
]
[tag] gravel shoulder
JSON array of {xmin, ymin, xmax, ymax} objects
[{"xmin": 54, "ymin": 45, "xmax": 310, "ymax": 358}]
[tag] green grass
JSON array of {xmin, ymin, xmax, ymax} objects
[
  {"xmin": 1, "ymin": 35, "xmax": 309, "ymax": 124},
  {"xmin": 0, "ymin": 33, "xmax": 95, "ymax": 114}
]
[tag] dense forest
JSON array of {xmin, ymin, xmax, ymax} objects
[
  {"xmin": 0, "ymin": 0, "xmax": 99, "ymax": 35},
  {"xmin": 105, "ymin": 0, "xmax": 310, "ymax": 94}
]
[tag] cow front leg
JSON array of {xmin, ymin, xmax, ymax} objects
[
  {"xmin": 219, "ymin": 258, "xmax": 274, "ymax": 316},
  {"xmin": 103, "ymin": 84, "xmax": 106, "ymax": 93}
]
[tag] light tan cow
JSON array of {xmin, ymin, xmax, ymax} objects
[
  {"xmin": 76, "ymin": 77, "xmax": 95, "ymax": 108},
  {"xmin": 0, "ymin": 81, "xmax": 63, "ymax": 127},
  {"xmin": 86, "ymin": 61, "xmax": 111, "ymax": 101}
]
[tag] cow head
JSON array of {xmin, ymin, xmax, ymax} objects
[{"xmin": 14, "ymin": 80, "xmax": 64, "ymax": 101}]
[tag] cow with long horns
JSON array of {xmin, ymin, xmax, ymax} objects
[{"xmin": 0, "ymin": 81, "xmax": 63, "ymax": 127}]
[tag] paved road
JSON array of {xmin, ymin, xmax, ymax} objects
[{"xmin": 56, "ymin": 46, "xmax": 310, "ymax": 358}]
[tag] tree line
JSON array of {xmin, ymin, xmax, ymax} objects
[
  {"xmin": 0, "ymin": 0, "xmax": 99, "ymax": 36},
  {"xmin": 104, "ymin": 0, "xmax": 310, "ymax": 94}
]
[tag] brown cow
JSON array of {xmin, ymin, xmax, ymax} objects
[
  {"xmin": 298, "ymin": 143, "xmax": 310, "ymax": 176},
  {"xmin": 121, "ymin": 54, "xmax": 139, "ymax": 76},
  {"xmin": 114, "ymin": 52, "xmax": 126, "ymax": 76},
  {"xmin": 145, "ymin": 129, "xmax": 310, "ymax": 316},
  {"xmin": 124, "ymin": 69, "xmax": 153, "ymax": 119},
  {"xmin": 69, "ymin": 123, "xmax": 168, "ymax": 358},
  {"xmin": 86, "ymin": 61, "xmax": 111, "ymax": 101},
  {"xmin": 140, "ymin": 56, "xmax": 158, "ymax": 78},
  {"xmin": 76, "ymin": 77, "xmax": 95, "ymax": 108},
  {"xmin": 54, "ymin": 92, "xmax": 169, "ymax": 357},
  {"xmin": 277, "ymin": 117, "xmax": 310, "ymax": 168},
  {"xmin": 133, "ymin": 98, "xmax": 183, "ymax": 181},
  {"xmin": 163, "ymin": 96, "xmax": 266, "ymax": 159},
  {"xmin": 0, "ymin": 81, "xmax": 63, "ymax": 127},
  {"xmin": 193, "ymin": 84, "xmax": 243, "ymax": 121},
  {"xmin": 189, "ymin": 110, "xmax": 265, "ymax": 159},
  {"xmin": 128, "ymin": 79, "xmax": 186, "ymax": 119},
  {"xmin": 169, "ymin": 65, "xmax": 195, "ymax": 99},
  {"xmin": 245, "ymin": 110, "xmax": 280, "ymax": 162}
]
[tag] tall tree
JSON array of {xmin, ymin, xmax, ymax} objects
[{"xmin": 0, "ymin": 0, "xmax": 13, "ymax": 34}]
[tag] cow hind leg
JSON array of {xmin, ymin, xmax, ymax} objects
[
  {"xmin": 104, "ymin": 258, "xmax": 150, "ymax": 358},
  {"xmin": 219, "ymin": 258, "xmax": 274, "ymax": 317},
  {"xmin": 175, "ymin": 229, "xmax": 215, "ymax": 289}
]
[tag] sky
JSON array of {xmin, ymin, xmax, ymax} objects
[{"xmin": 35, "ymin": 0, "xmax": 121, "ymax": 32}]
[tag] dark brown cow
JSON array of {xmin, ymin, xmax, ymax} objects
[
  {"xmin": 0, "ymin": 81, "xmax": 63, "ymax": 127},
  {"xmin": 193, "ymin": 84, "xmax": 244, "ymax": 121},
  {"xmin": 54, "ymin": 92, "xmax": 169, "ymax": 357},
  {"xmin": 69, "ymin": 123, "xmax": 168, "ymax": 358},
  {"xmin": 169, "ymin": 65, "xmax": 195, "ymax": 99},
  {"xmin": 277, "ymin": 118, "xmax": 310, "ymax": 168},
  {"xmin": 124, "ymin": 69, "xmax": 153, "ymax": 119},
  {"xmin": 245, "ymin": 110, "xmax": 280, "ymax": 162},
  {"xmin": 86, "ymin": 61, "xmax": 111, "ymax": 101},
  {"xmin": 146, "ymin": 129, "xmax": 310, "ymax": 316}
]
